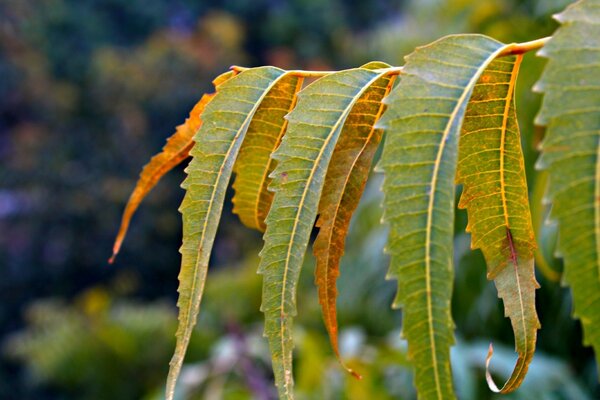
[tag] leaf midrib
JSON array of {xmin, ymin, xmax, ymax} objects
[{"xmin": 499, "ymin": 55, "xmax": 530, "ymax": 389}]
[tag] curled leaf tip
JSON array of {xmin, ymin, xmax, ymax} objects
[{"xmin": 485, "ymin": 343, "xmax": 502, "ymax": 393}]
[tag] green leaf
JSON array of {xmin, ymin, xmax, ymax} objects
[
  {"xmin": 110, "ymin": 71, "xmax": 236, "ymax": 262},
  {"xmin": 377, "ymin": 35, "xmax": 508, "ymax": 400},
  {"xmin": 232, "ymin": 74, "xmax": 304, "ymax": 231},
  {"xmin": 167, "ymin": 66, "xmax": 286, "ymax": 400},
  {"xmin": 258, "ymin": 67, "xmax": 390, "ymax": 399},
  {"xmin": 535, "ymin": 0, "xmax": 600, "ymax": 375},
  {"xmin": 313, "ymin": 62, "xmax": 395, "ymax": 376},
  {"xmin": 457, "ymin": 55, "xmax": 539, "ymax": 393}
]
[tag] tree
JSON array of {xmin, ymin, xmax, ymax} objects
[{"xmin": 111, "ymin": 0, "xmax": 600, "ymax": 398}]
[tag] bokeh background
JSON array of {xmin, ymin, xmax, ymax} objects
[{"xmin": 1, "ymin": 0, "xmax": 598, "ymax": 399}]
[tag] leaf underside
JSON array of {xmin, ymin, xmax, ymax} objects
[
  {"xmin": 313, "ymin": 62, "xmax": 395, "ymax": 377},
  {"xmin": 377, "ymin": 35, "xmax": 507, "ymax": 400},
  {"xmin": 110, "ymin": 71, "xmax": 236, "ymax": 262},
  {"xmin": 258, "ymin": 67, "xmax": 389, "ymax": 399},
  {"xmin": 167, "ymin": 66, "xmax": 286, "ymax": 400},
  {"xmin": 535, "ymin": 0, "xmax": 600, "ymax": 374},
  {"xmin": 111, "ymin": 6, "xmax": 600, "ymax": 396},
  {"xmin": 232, "ymin": 74, "xmax": 304, "ymax": 231},
  {"xmin": 457, "ymin": 55, "xmax": 539, "ymax": 393}
]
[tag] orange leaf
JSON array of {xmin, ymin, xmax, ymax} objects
[
  {"xmin": 313, "ymin": 71, "xmax": 395, "ymax": 377},
  {"xmin": 110, "ymin": 71, "xmax": 235, "ymax": 262}
]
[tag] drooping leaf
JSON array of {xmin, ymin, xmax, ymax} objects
[
  {"xmin": 258, "ymin": 67, "xmax": 391, "ymax": 399},
  {"xmin": 167, "ymin": 67, "xmax": 287, "ymax": 400},
  {"xmin": 313, "ymin": 62, "xmax": 395, "ymax": 376},
  {"xmin": 232, "ymin": 74, "xmax": 304, "ymax": 231},
  {"xmin": 456, "ymin": 55, "xmax": 539, "ymax": 393},
  {"xmin": 535, "ymin": 0, "xmax": 600, "ymax": 374},
  {"xmin": 110, "ymin": 70, "xmax": 236, "ymax": 262},
  {"xmin": 377, "ymin": 35, "xmax": 508, "ymax": 399}
]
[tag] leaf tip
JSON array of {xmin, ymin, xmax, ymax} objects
[
  {"xmin": 108, "ymin": 240, "xmax": 123, "ymax": 264},
  {"xmin": 485, "ymin": 342, "xmax": 501, "ymax": 393},
  {"xmin": 349, "ymin": 368, "xmax": 363, "ymax": 380}
]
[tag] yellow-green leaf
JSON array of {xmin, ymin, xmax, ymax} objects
[
  {"xmin": 167, "ymin": 66, "xmax": 287, "ymax": 400},
  {"xmin": 535, "ymin": 0, "xmax": 600, "ymax": 375},
  {"xmin": 110, "ymin": 70, "xmax": 235, "ymax": 262},
  {"xmin": 232, "ymin": 74, "xmax": 304, "ymax": 231},
  {"xmin": 258, "ymin": 67, "xmax": 390, "ymax": 399},
  {"xmin": 457, "ymin": 55, "xmax": 539, "ymax": 393},
  {"xmin": 313, "ymin": 63, "xmax": 395, "ymax": 377},
  {"xmin": 377, "ymin": 35, "xmax": 508, "ymax": 400}
]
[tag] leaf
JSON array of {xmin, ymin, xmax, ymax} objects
[
  {"xmin": 535, "ymin": 0, "xmax": 600, "ymax": 375},
  {"xmin": 232, "ymin": 74, "xmax": 304, "ymax": 231},
  {"xmin": 376, "ymin": 35, "xmax": 508, "ymax": 400},
  {"xmin": 313, "ymin": 62, "xmax": 395, "ymax": 376},
  {"xmin": 110, "ymin": 70, "xmax": 236, "ymax": 262},
  {"xmin": 456, "ymin": 55, "xmax": 540, "ymax": 393},
  {"xmin": 258, "ymin": 66, "xmax": 391, "ymax": 399},
  {"xmin": 166, "ymin": 66, "xmax": 287, "ymax": 400}
]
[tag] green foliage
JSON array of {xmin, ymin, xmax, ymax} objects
[
  {"xmin": 4, "ymin": 290, "xmax": 177, "ymax": 400},
  {"xmin": 109, "ymin": 1, "xmax": 600, "ymax": 399},
  {"xmin": 535, "ymin": 0, "xmax": 600, "ymax": 375}
]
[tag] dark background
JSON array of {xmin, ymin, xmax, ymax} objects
[{"xmin": 1, "ymin": 0, "xmax": 597, "ymax": 399}]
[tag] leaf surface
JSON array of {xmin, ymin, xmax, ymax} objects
[
  {"xmin": 535, "ymin": 0, "xmax": 600, "ymax": 374},
  {"xmin": 110, "ymin": 71, "xmax": 235, "ymax": 262},
  {"xmin": 167, "ymin": 66, "xmax": 286, "ymax": 400},
  {"xmin": 258, "ymin": 67, "xmax": 390, "ymax": 399},
  {"xmin": 313, "ymin": 62, "xmax": 395, "ymax": 376},
  {"xmin": 377, "ymin": 35, "xmax": 507, "ymax": 400},
  {"xmin": 232, "ymin": 74, "xmax": 304, "ymax": 231},
  {"xmin": 456, "ymin": 55, "xmax": 539, "ymax": 392}
]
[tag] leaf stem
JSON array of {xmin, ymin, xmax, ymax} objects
[
  {"xmin": 230, "ymin": 37, "xmax": 551, "ymax": 77},
  {"xmin": 230, "ymin": 65, "xmax": 403, "ymax": 77},
  {"xmin": 498, "ymin": 37, "xmax": 551, "ymax": 56}
]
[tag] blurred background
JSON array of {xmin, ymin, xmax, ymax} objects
[{"xmin": 1, "ymin": 0, "xmax": 598, "ymax": 399}]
